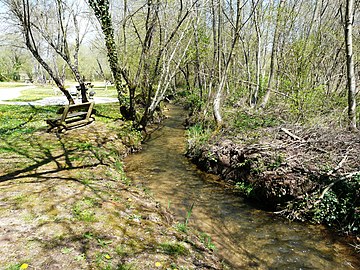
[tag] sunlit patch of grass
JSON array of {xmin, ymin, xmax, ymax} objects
[
  {"xmin": 95, "ymin": 103, "xmax": 122, "ymax": 122},
  {"xmin": 9, "ymin": 87, "xmax": 54, "ymax": 102},
  {"xmin": 0, "ymin": 104, "xmax": 58, "ymax": 137},
  {"xmin": 91, "ymin": 84, "xmax": 118, "ymax": 98}
]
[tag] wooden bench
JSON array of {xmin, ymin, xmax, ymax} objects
[{"xmin": 46, "ymin": 102, "xmax": 95, "ymax": 132}]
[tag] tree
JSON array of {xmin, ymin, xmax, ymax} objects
[
  {"xmin": 260, "ymin": 0, "xmax": 285, "ymax": 108},
  {"xmin": 5, "ymin": 0, "xmax": 75, "ymax": 104},
  {"xmin": 88, "ymin": 0, "xmax": 134, "ymax": 119},
  {"xmin": 89, "ymin": 0, "xmax": 197, "ymax": 128},
  {"xmin": 344, "ymin": 0, "xmax": 357, "ymax": 131},
  {"xmin": 36, "ymin": 0, "xmax": 91, "ymax": 103}
]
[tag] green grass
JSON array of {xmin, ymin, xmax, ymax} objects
[
  {"xmin": 174, "ymin": 222, "xmax": 188, "ymax": 233},
  {"xmin": 229, "ymin": 110, "xmax": 280, "ymax": 132},
  {"xmin": 199, "ymin": 232, "xmax": 217, "ymax": 251},
  {"xmin": 95, "ymin": 103, "xmax": 122, "ymax": 122},
  {"xmin": 159, "ymin": 242, "xmax": 189, "ymax": 256},
  {"xmin": 92, "ymin": 85, "xmax": 118, "ymax": 98},
  {"xmin": 8, "ymin": 87, "xmax": 55, "ymax": 102},
  {"xmin": 72, "ymin": 197, "xmax": 98, "ymax": 222},
  {"xmin": 0, "ymin": 105, "xmax": 58, "ymax": 137},
  {"xmin": 0, "ymin": 103, "xmax": 124, "ymax": 139}
]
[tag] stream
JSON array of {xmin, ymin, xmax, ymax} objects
[{"xmin": 124, "ymin": 105, "xmax": 359, "ymax": 269}]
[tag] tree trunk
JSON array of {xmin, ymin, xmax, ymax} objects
[
  {"xmin": 213, "ymin": 0, "xmax": 243, "ymax": 126},
  {"xmin": 344, "ymin": 0, "xmax": 357, "ymax": 131},
  {"xmin": 260, "ymin": 0, "xmax": 285, "ymax": 108},
  {"xmin": 251, "ymin": 0, "xmax": 261, "ymax": 108},
  {"xmin": 89, "ymin": 0, "xmax": 130, "ymax": 117}
]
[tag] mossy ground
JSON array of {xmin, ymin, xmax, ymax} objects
[{"xmin": 0, "ymin": 104, "xmax": 222, "ymax": 270}]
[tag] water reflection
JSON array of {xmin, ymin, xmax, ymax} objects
[{"xmin": 125, "ymin": 105, "xmax": 359, "ymax": 269}]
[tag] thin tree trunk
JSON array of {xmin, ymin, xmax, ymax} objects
[
  {"xmin": 251, "ymin": 0, "xmax": 261, "ymax": 107},
  {"xmin": 344, "ymin": 0, "xmax": 357, "ymax": 131},
  {"xmin": 213, "ymin": 0, "xmax": 244, "ymax": 126},
  {"xmin": 260, "ymin": 0, "xmax": 284, "ymax": 108}
]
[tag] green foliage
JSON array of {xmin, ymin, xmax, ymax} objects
[
  {"xmin": 95, "ymin": 104, "xmax": 122, "ymax": 122},
  {"xmin": 287, "ymin": 85, "xmax": 328, "ymax": 122},
  {"xmin": 230, "ymin": 110, "xmax": 279, "ymax": 132},
  {"xmin": 311, "ymin": 175, "xmax": 360, "ymax": 234},
  {"xmin": 199, "ymin": 232, "xmax": 216, "ymax": 251},
  {"xmin": 175, "ymin": 203, "xmax": 194, "ymax": 233},
  {"xmin": 235, "ymin": 181, "xmax": 253, "ymax": 197},
  {"xmin": 5, "ymin": 263, "xmax": 23, "ymax": 270},
  {"xmin": 72, "ymin": 197, "xmax": 98, "ymax": 222},
  {"xmin": 175, "ymin": 222, "xmax": 188, "ymax": 233},
  {"xmin": 117, "ymin": 121, "xmax": 142, "ymax": 148},
  {"xmin": 178, "ymin": 89, "xmax": 203, "ymax": 113},
  {"xmin": 186, "ymin": 124, "xmax": 211, "ymax": 151}
]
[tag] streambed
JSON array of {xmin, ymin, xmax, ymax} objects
[{"xmin": 125, "ymin": 105, "xmax": 359, "ymax": 269}]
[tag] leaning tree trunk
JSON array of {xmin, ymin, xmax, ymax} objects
[
  {"xmin": 20, "ymin": 0, "xmax": 74, "ymax": 104},
  {"xmin": 344, "ymin": 0, "xmax": 357, "ymax": 131}
]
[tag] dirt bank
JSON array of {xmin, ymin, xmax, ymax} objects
[
  {"xmin": 186, "ymin": 124, "xmax": 360, "ymax": 240},
  {"xmin": 0, "ymin": 121, "xmax": 224, "ymax": 269}
]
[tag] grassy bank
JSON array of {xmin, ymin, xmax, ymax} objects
[{"xmin": 0, "ymin": 103, "xmax": 223, "ymax": 270}]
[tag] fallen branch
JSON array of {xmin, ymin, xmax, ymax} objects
[
  {"xmin": 318, "ymin": 171, "xmax": 360, "ymax": 201},
  {"xmin": 280, "ymin": 128, "xmax": 306, "ymax": 142},
  {"xmin": 327, "ymin": 148, "xmax": 350, "ymax": 175}
]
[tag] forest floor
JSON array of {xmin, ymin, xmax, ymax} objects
[{"xmin": 0, "ymin": 115, "xmax": 224, "ymax": 269}]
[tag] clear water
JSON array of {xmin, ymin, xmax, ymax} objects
[{"xmin": 125, "ymin": 105, "xmax": 359, "ymax": 269}]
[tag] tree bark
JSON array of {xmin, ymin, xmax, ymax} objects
[
  {"xmin": 89, "ymin": 0, "xmax": 131, "ymax": 118},
  {"xmin": 344, "ymin": 0, "xmax": 357, "ymax": 131}
]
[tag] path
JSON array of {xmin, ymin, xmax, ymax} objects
[
  {"xmin": 0, "ymin": 85, "xmax": 118, "ymax": 105},
  {"xmin": 0, "ymin": 85, "xmax": 36, "ymax": 101}
]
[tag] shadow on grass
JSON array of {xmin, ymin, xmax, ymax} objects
[{"xmin": 0, "ymin": 126, "xmax": 120, "ymax": 193}]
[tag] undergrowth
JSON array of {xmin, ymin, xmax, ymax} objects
[{"xmin": 283, "ymin": 174, "xmax": 360, "ymax": 235}]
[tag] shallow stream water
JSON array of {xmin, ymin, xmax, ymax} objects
[{"xmin": 125, "ymin": 105, "xmax": 359, "ymax": 269}]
